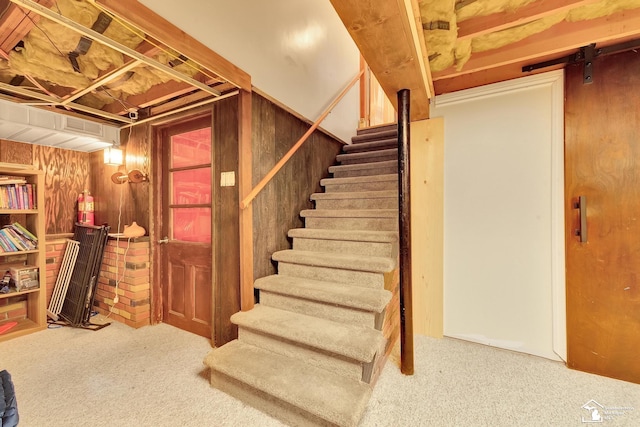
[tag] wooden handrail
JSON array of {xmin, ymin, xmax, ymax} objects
[{"xmin": 240, "ymin": 69, "xmax": 365, "ymax": 210}]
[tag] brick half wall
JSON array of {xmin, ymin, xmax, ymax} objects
[
  {"xmin": 46, "ymin": 236, "xmax": 151, "ymax": 328},
  {"xmin": 95, "ymin": 237, "xmax": 150, "ymax": 328}
]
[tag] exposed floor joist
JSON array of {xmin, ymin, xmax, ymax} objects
[
  {"xmin": 434, "ymin": 6, "xmax": 640, "ymax": 88},
  {"xmin": 457, "ymin": 0, "xmax": 601, "ymax": 40}
]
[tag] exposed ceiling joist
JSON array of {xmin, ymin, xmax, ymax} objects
[
  {"xmin": 60, "ymin": 59, "xmax": 142, "ymax": 105},
  {"xmin": 0, "ymin": 81, "xmax": 133, "ymax": 123},
  {"xmin": 0, "ymin": 0, "xmax": 52, "ymax": 52},
  {"xmin": 94, "ymin": 0, "xmax": 251, "ymax": 93},
  {"xmin": 457, "ymin": 0, "xmax": 601, "ymax": 40},
  {"xmin": 433, "ymin": 6, "xmax": 640, "ymax": 81},
  {"xmin": 9, "ymin": 0, "xmax": 222, "ymax": 98},
  {"xmin": 330, "ymin": 0, "xmax": 431, "ymax": 121}
]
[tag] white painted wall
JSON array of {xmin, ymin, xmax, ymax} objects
[
  {"xmin": 139, "ymin": 0, "xmax": 360, "ymax": 142},
  {"xmin": 431, "ymin": 71, "xmax": 565, "ymax": 361}
]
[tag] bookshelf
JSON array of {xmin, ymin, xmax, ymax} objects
[{"xmin": 0, "ymin": 167, "xmax": 46, "ymax": 342}]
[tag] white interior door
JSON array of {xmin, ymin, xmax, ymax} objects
[{"xmin": 432, "ymin": 70, "xmax": 565, "ymax": 361}]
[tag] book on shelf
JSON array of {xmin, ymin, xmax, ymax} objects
[
  {"xmin": 0, "ymin": 183, "xmax": 37, "ymax": 209},
  {"xmin": 0, "ymin": 223, "xmax": 37, "ymax": 253},
  {"xmin": 11, "ymin": 222, "xmax": 37, "ymax": 243},
  {"xmin": 3, "ymin": 228, "xmax": 33, "ymax": 251},
  {"xmin": 0, "ymin": 231, "xmax": 18, "ymax": 252},
  {"xmin": 0, "ymin": 176, "xmax": 26, "ymax": 185}
]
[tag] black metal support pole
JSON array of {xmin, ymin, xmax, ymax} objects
[{"xmin": 398, "ymin": 89, "xmax": 414, "ymax": 375}]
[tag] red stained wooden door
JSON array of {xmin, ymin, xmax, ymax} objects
[
  {"xmin": 161, "ymin": 116, "xmax": 214, "ymax": 338},
  {"xmin": 565, "ymin": 51, "xmax": 640, "ymax": 384}
]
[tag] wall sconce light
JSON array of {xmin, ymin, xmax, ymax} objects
[
  {"xmin": 111, "ymin": 169, "xmax": 149, "ymax": 184},
  {"xmin": 104, "ymin": 146, "xmax": 123, "ymax": 166}
]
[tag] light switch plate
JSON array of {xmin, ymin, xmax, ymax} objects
[{"xmin": 220, "ymin": 171, "xmax": 236, "ymax": 187}]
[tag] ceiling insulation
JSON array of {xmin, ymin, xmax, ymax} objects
[
  {"xmin": 422, "ymin": 0, "xmax": 640, "ymax": 73},
  {"xmin": 0, "ymin": 0, "xmax": 235, "ymax": 127},
  {"xmin": 3, "ymin": 0, "xmax": 207, "ymax": 110},
  {"xmin": 420, "ymin": 0, "xmax": 457, "ymax": 72},
  {"xmin": 456, "ymin": 0, "xmax": 537, "ymax": 22}
]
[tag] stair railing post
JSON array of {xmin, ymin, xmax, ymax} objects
[{"xmin": 398, "ymin": 88, "xmax": 414, "ymax": 375}]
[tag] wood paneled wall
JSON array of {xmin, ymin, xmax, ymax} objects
[
  {"xmin": 0, "ymin": 139, "xmax": 90, "ymax": 235},
  {"xmin": 35, "ymin": 146, "xmax": 90, "ymax": 234},
  {"xmin": 90, "ymin": 125, "xmax": 151, "ymax": 235},
  {"xmin": 251, "ymin": 94, "xmax": 344, "ymax": 280}
]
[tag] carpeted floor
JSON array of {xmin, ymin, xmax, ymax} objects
[{"xmin": 2, "ymin": 316, "xmax": 639, "ymax": 426}]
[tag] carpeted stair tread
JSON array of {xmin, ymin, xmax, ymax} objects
[
  {"xmin": 321, "ymin": 174, "xmax": 397, "ymax": 187},
  {"xmin": 356, "ymin": 123, "xmax": 396, "ymax": 134},
  {"xmin": 231, "ymin": 305, "xmax": 385, "ymax": 362},
  {"xmin": 329, "ymin": 160, "xmax": 397, "ymax": 174},
  {"xmin": 336, "ymin": 148, "xmax": 397, "ymax": 163},
  {"xmin": 205, "ymin": 340, "xmax": 372, "ymax": 427},
  {"xmin": 288, "ymin": 228, "xmax": 398, "ymax": 243},
  {"xmin": 310, "ymin": 190, "xmax": 397, "ymax": 201},
  {"xmin": 300, "ymin": 208, "xmax": 398, "ymax": 218},
  {"xmin": 342, "ymin": 138, "xmax": 397, "ymax": 153},
  {"xmin": 352, "ymin": 129, "xmax": 397, "ymax": 143},
  {"xmin": 255, "ymin": 275, "xmax": 392, "ymax": 313},
  {"xmin": 273, "ymin": 249, "xmax": 396, "ymax": 272}
]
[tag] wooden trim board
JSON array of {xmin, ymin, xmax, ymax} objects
[{"xmin": 410, "ymin": 117, "xmax": 444, "ymax": 338}]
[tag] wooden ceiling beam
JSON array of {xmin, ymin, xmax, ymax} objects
[
  {"xmin": 0, "ymin": 0, "xmax": 52, "ymax": 52},
  {"xmin": 458, "ymin": 0, "xmax": 601, "ymax": 40},
  {"xmin": 330, "ymin": 0, "xmax": 431, "ymax": 121},
  {"xmin": 434, "ymin": 7, "xmax": 640, "ymax": 81},
  {"xmin": 95, "ymin": 0, "xmax": 251, "ymax": 92}
]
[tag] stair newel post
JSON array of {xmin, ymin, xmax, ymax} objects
[{"xmin": 398, "ymin": 89, "xmax": 414, "ymax": 375}]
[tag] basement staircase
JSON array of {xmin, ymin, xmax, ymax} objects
[{"xmin": 204, "ymin": 124, "xmax": 400, "ymax": 427}]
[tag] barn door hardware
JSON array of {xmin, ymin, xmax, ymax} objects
[
  {"xmin": 574, "ymin": 196, "xmax": 588, "ymax": 243},
  {"xmin": 583, "ymin": 44, "xmax": 595, "ymax": 84},
  {"xmin": 522, "ymin": 38, "xmax": 640, "ymax": 84}
]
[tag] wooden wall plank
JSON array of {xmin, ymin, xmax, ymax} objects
[
  {"xmin": 238, "ymin": 90, "xmax": 254, "ymax": 312},
  {"xmin": 251, "ymin": 93, "xmax": 343, "ymax": 281},
  {"xmin": 213, "ymin": 96, "xmax": 240, "ymax": 345},
  {"xmin": 252, "ymin": 94, "xmax": 277, "ymax": 281}
]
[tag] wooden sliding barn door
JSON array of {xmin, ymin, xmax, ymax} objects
[
  {"xmin": 565, "ymin": 50, "xmax": 640, "ymax": 384},
  {"xmin": 159, "ymin": 115, "xmax": 214, "ymax": 339}
]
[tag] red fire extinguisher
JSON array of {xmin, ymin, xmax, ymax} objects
[{"xmin": 77, "ymin": 189, "xmax": 95, "ymax": 225}]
